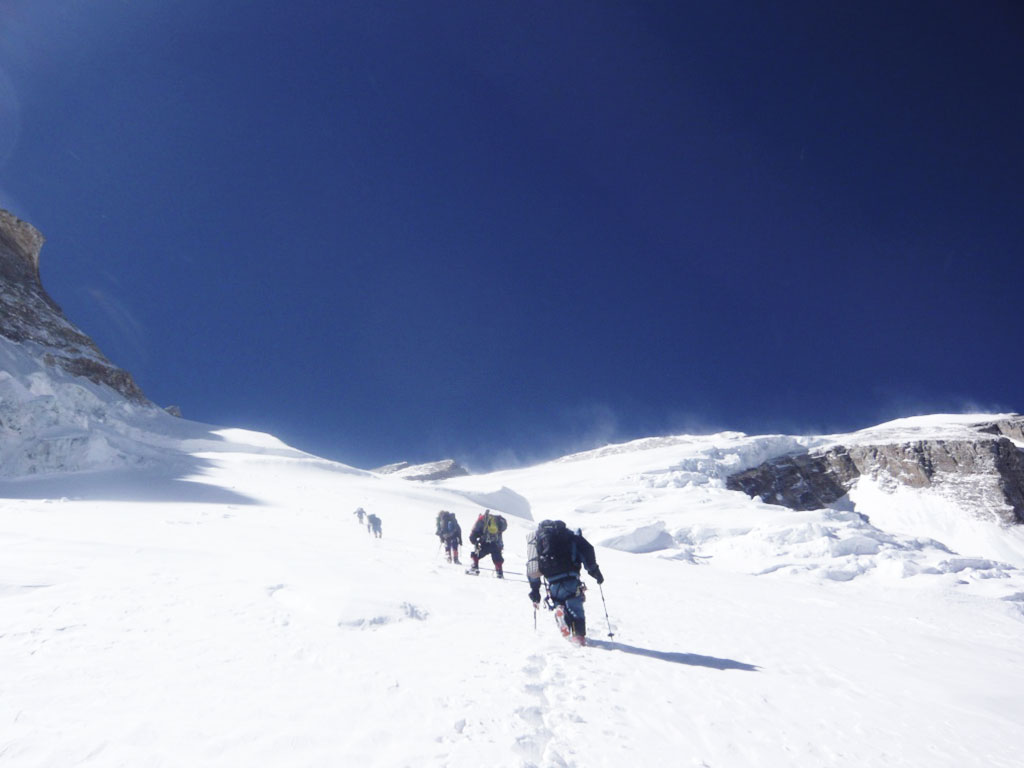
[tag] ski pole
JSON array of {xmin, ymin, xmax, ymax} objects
[
  {"xmin": 533, "ymin": 603, "xmax": 537, "ymax": 631},
  {"xmin": 598, "ymin": 583, "xmax": 614, "ymax": 639}
]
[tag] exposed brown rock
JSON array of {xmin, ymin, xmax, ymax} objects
[
  {"xmin": 727, "ymin": 419, "xmax": 1024, "ymax": 525},
  {"xmin": 0, "ymin": 208, "xmax": 148, "ymax": 402}
]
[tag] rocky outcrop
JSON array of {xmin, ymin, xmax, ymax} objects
[
  {"xmin": 727, "ymin": 418, "xmax": 1024, "ymax": 525},
  {"xmin": 0, "ymin": 209, "xmax": 147, "ymax": 402},
  {"xmin": 975, "ymin": 417, "xmax": 1024, "ymax": 443},
  {"xmin": 373, "ymin": 459, "xmax": 470, "ymax": 482},
  {"xmin": 727, "ymin": 449, "xmax": 855, "ymax": 511},
  {"xmin": 0, "ymin": 209, "xmax": 48, "ymax": 290}
]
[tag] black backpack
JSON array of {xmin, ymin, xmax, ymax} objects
[
  {"xmin": 436, "ymin": 510, "xmax": 455, "ymax": 536},
  {"xmin": 535, "ymin": 520, "xmax": 576, "ymax": 578}
]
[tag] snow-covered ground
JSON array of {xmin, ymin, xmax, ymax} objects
[{"xmin": 2, "ymin": 365, "xmax": 1024, "ymax": 766}]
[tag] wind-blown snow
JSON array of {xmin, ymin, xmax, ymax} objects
[
  {"xmin": 837, "ymin": 413, "xmax": 1024, "ymax": 447},
  {"xmin": 2, "ymin": 393, "xmax": 1024, "ymax": 765}
]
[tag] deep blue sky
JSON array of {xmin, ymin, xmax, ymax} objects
[{"xmin": 1, "ymin": 1, "xmax": 1022, "ymax": 469}]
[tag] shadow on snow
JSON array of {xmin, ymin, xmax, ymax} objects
[
  {"xmin": 0, "ymin": 461, "xmax": 261, "ymax": 506},
  {"xmin": 587, "ymin": 639, "xmax": 759, "ymax": 671}
]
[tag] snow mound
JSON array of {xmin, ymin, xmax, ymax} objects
[
  {"xmin": 336, "ymin": 601, "xmax": 431, "ymax": 629},
  {"xmin": 448, "ymin": 485, "xmax": 533, "ymax": 520},
  {"xmin": 600, "ymin": 522, "xmax": 675, "ymax": 553}
]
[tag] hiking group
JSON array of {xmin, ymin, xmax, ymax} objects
[
  {"xmin": 359, "ymin": 504, "xmax": 607, "ymax": 644},
  {"xmin": 438, "ymin": 509, "xmax": 606, "ymax": 645},
  {"xmin": 354, "ymin": 507, "xmax": 383, "ymax": 538}
]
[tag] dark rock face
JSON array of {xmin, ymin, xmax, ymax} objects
[
  {"xmin": 0, "ymin": 209, "xmax": 148, "ymax": 402},
  {"xmin": 727, "ymin": 450, "xmax": 855, "ymax": 511},
  {"xmin": 727, "ymin": 419, "xmax": 1024, "ymax": 525}
]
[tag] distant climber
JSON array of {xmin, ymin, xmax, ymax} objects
[
  {"xmin": 367, "ymin": 513, "xmax": 382, "ymax": 538},
  {"xmin": 436, "ymin": 510, "xmax": 462, "ymax": 564},
  {"xmin": 354, "ymin": 507, "xmax": 366, "ymax": 525},
  {"xmin": 526, "ymin": 520, "xmax": 603, "ymax": 645},
  {"xmin": 468, "ymin": 509, "xmax": 506, "ymax": 577}
]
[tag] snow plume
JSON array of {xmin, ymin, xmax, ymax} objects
[
  {"xmin": 457, "ymin": 403, "xmax": 625, "ymax": 473},
  {"xmin": 83, "ymin": 286, "xmax": 149, "ymax": 362},
  {"xmin": 868, "ymin": 386, "xmax": 1018, "ymax": 431},
  {"xmin": 0, "ymin": 66, "xmax": 19, "ymax": 169},
  {"xmin": 535, "ymin": 402, "xmax": 624, "ymax": 467}
]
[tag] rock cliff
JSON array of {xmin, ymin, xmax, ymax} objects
[
  {"xmin": 727, "ymin": 417, "xmax": 1024, "ymax": 525},
  {"xmin": 0, "ymin": 208, "xmax": 147, "ymax": 402}
]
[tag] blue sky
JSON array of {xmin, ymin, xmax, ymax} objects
[{"xmin": 1, "ymin": 1, "xmax": 1022, "ymax": 469}]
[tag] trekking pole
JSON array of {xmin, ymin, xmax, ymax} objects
[
  {"xmin": 533, "ymin": 603, "xmax": 537, "ymax": 631},
  {"xmin": 598, "ymin": 584, "xmax": 614, "ymax": 639}
]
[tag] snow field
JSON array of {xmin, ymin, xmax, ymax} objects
[
  {"xmin": 4, "ymin": 404, "xmax": 1024, "ymax": 765},
  {"xmin": 3, "ymin": 441, "xmax": 1024, "ymax": 767}
]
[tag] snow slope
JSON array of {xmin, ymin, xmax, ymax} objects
[{"xmin": 2, "ymin": 414, "xmax": 1024, "ymax": 766}]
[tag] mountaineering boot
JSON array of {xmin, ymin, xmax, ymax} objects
[
  {"xmin": 553, "ymin": 606, "xmax": 570, "ymax": 638},
  {"xmin": 572, "ymin": 616, "xmax": 586, "ymax": 643},
  {"xmin": 495, "ymin": 567, "xmax": 504, "ymax": 579}
]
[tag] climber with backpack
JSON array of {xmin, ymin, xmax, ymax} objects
[
  {"xmin": 435, "ymin": 510, "xmax": 463, "ymax": 564},
  {"xmin": 468, "ymin": 509, "xmax": 507, "ymax": 578},
  {"xmin": 526, "ymin": 520, "xmax": 604, "ymax": 645}
]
